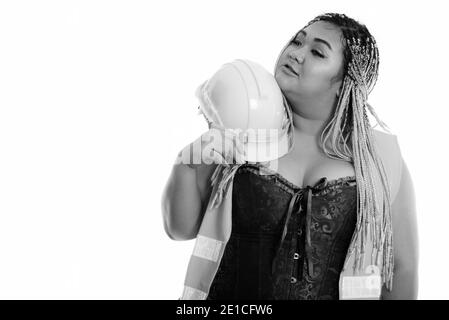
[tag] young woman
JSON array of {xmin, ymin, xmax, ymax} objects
[{"xmin": 162, "ymin": 13, "xmax": 418, "ymax": 300}]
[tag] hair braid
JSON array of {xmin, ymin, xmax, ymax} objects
[{"xmin": 301, "ymin": 13, "xmax": 394, "ymax": 290}]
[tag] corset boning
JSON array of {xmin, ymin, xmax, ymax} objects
[{"xmin": 207, "ymin": 163, "xmax": 358, "ymax": 300}]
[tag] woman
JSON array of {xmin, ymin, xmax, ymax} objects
[{"xmin": 162, "ymin": 13, "xmax": 418, "ymax": 300}]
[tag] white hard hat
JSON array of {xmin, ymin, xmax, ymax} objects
[{"xmin": 195, "ymin": 59, "xmax": 293, "ymax": 162}]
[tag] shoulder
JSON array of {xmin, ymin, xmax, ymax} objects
[
  {"xmin": 371, "ymin": 127, "xmax": 398, "ymax": 144},
  {"xmin": 370, "ymin": 128, "xmax": 402, "ymax": 159},
  {"xmin": 370, "ymin": 128, "xmax": 404, "ymax": 203}
]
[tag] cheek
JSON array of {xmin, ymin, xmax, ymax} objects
[{"xmin": 305, "ymin": 60, "xmax": 341, "ymax": 85}]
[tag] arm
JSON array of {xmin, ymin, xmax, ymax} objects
[
  {"xmin": 161, "ymin": 126, "xmax": 244, "ymax": 241},
  {"xmin": 161, "ymin": 146, "xmax": 217, "ymax": 241},
  {"xmin": 382, "ymin": 159, "xmax": 419, "ymax": 299}
]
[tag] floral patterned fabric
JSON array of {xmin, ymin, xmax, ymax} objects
[{"xmin": 207, "ymin": 163, "xmax": 358, "ymax": 300}]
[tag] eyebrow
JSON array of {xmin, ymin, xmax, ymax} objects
[{"xmin": 297, "ymin": 30, "xmax": 333, "ymax": 51}]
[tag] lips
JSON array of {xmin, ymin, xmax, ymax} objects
[{"xmin": 284, "ymin": 63, "xmax": 300, "ymax": 77}]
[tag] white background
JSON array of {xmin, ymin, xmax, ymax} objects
[{"xmin": 0, "ymin": 0, "xmax": 446, "ymax": 299}]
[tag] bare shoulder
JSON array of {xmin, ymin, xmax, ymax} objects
[
  {"xmin": 371, "ymin": 127, "xmax": 398, "ymax": 143},
  {"xmin": 370, "ymin": 128, "xmax": 404, "ymax": 201}
]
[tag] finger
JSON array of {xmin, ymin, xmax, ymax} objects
[
  {"xmin": 235, "ymin": 137, "xmax": 246, "ymax": 158},
  {"xmin": 234, "ymin": 150, "xmax": 246, "ymax": 164},
  {"xmin": 208, "ymin": 127, "xmax": 246, "ymax": 162},
  {"xmin": 209, "ymin": 122, "xmax": 226, "ymax": 132},
  {"xmin": 211, "ymin": 147, "xmax": 226, "ymax": 165},
  {"xmin": 232, "ymin": 134, "xmax": 247, "ymax": 159},
  {"xmin": 224, "ymin": 141, "xmax": 245, "ymax": 165},
  {"xmin": 222, "ymin": 130, "xmax": 245, "ymax": 156},
  {"xmin": 224, "ymin": 148, "xmax": 235, "ymax": 165}
]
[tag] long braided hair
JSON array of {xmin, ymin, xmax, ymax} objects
[{"xmin": 295, "ymin": 13, "xmax": 394, "ymax": 290}]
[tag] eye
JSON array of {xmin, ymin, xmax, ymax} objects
[
  {"xmin": 291, "ymin": 40, "xmax": 325, "ymax": 58},
  {"xmin": 312, "ymin": 50, "xmax": 325, "ymax": 58}
]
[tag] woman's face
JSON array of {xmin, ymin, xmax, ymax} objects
[{"xmin": 275, "ymin": 21, "xmax": 346, "ymax": 109}]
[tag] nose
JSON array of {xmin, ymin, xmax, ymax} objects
[{"xmin": 288, "ymin": 48, "xmax": 305, "ymax": 64}]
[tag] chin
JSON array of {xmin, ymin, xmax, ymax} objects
[
  {"xmin": 275, "ymin": 74, "xmax": 300, "ymax": 95},
  {"xmin": 275, "ymin": 71, "xmax": 291, "ymax": 86}
]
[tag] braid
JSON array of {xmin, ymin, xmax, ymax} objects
[{"xmin": 303, "ymin": 13, "xmax": 394, "ymax": 290}]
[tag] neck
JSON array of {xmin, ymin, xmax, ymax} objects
[
  {"xmin": 291, "ymin": 112, "xmax": 326, "ymax": 138},
  {"xmin": 290, "ymin": 103, "xmax": 335, "ymax": 139},
  {"xmin": 287, "ymin": 94, "xmax": 338, "ymax": 138}
]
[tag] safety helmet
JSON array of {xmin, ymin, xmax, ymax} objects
[{"xmin": 195, "ymin": 59, "xmax": 293, "ymax": 162}]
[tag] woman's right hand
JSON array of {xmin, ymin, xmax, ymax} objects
[
  {"xmin": 179, "ymin": 124, "xmax": 247, "ymax": 166},
  {"xmin": 165, "ymin": 124, "xmax": 246, "ymax": 240}
]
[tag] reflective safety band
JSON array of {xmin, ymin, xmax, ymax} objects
[
  {"xmin": 181, "ymin": 286, "xmax": 208, "ymax": 300},
  {"xmin": 340, "ymin": 274, "xmax": 382, "ymax": 300},
  {"xmin": 192, "ymin": 235, "xmax": 223, "ymax": 262}
]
